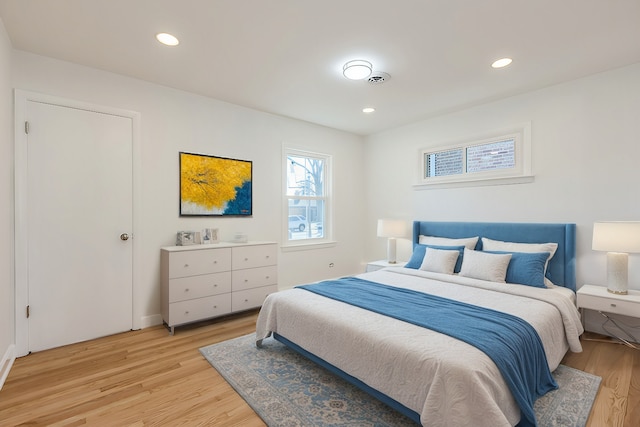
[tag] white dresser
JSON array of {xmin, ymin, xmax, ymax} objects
[{"xmin": 161, "ymin": 241, "xmax": 277, "ymax": 334}]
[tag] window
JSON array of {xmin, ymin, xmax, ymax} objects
[
  {"xmin": 425, "ymin": 148, "xmax": 463, "ymax": 177},
  {"xmin": 284, "ymin": 148, "xmax": 331, "ymax": 245},
  {"xmin": 417, "ymin": 123, "xmax": 532, "ymax": 189}
]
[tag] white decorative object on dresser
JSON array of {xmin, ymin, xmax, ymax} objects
[{"xmin": 161, "ymin": 241, "xmax": 277, "ymax": 334}]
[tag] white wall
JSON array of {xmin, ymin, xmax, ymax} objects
[
  {"xmin": 0, "ymin": 16, "xmax": 15, "ymax": 381},
  {"xmin": 11, "ymin": 50, "xmax": 366, "ymax": 328},
  {"xmin": 364, "ymin": 63, "xmax": 640, "ymax": 338}
]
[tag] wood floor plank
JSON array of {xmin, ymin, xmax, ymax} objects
[
  {"xmin": 1, "ymin": 309, "xmax": 638, "ymax": 426},
  {"xmin": 624, "ymin": 347, "xmax": 640, "ymax": 427}
]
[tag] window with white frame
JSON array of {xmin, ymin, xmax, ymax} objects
[
  {"xmin": 417, "ymin": 124, "xmax": 532, "ymax": 189},
  {"xmin": 284, "ymin": 148, "xmax": 331, "ymax": 244}
]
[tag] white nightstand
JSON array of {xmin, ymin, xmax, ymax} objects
[
  {"xmin": 576, "ymin": 284, "xmax": 640, "ymax": 332},
  {"xmin": 366, "ymin": 260, "xmax": 407, "ymax": 272}
]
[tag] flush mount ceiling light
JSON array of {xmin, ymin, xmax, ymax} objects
[
  {"xmin": 343, "ymin": 60, "xmax": 373, "ymax": 80},
  {"xmin": 156, "ymin": 32, "xmax": 180, "ymax": 46},
  {"xmin": 491, "ymin": 57, "xmax": 512, "ymax": 68},
  {"xmin": 362, "ymin": 107, "xmax": 376, "ymax": 113}
]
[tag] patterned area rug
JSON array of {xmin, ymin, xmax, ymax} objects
[{"xmin": 200, "ymin": 334, "xmax": 601, "ymax": 427}]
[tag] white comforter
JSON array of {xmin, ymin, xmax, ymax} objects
[{"xmin": 255, "ymin": 267, "xmax": 584, "ymax": 427}]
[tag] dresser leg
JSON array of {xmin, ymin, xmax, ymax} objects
[{"xmin": 163, "ymin": 321, "xmax": 175, "ymax": 335}]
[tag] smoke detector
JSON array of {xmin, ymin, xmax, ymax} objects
[{"xmin": 367, "ymin": 72, "xmax": 390, "ymax": 85}]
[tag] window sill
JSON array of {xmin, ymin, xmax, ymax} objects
[
  {"xmin": 413, "ymin": 175, "xmax": 534, "ymax": 190},
  {"xmin": 281, "ymin": 240, "xmax": 337, "ymax": 252}
]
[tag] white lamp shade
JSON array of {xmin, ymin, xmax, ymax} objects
[
  {"xmin": 592, "ymin": 221, "xmax": 640, "ymax": 253},
  {"xmin": 377, "ymin": 219, "xmax": 406, "ymax": 238}
]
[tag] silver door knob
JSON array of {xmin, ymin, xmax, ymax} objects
[{"xmin": 120, "ymin": 233, "xmax": 129, "ymax": 241}]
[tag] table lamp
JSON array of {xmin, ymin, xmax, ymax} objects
[
  {"xmin": 377, "ymin": 219, "xmax": 406, "ymax": 264},
  {"xmin": 592, "ymin": 221, "xmax": 640, "ymax": 294}
]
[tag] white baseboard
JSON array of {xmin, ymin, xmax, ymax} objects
[
  {"xmin": 140, "ymin": 314, "xmax": 163, "ymax": 329},
  {"xmin": 1, "ymin": 344, "xmax": 16, "ymax": 391}
]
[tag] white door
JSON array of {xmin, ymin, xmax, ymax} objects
[{"xmin": 18, "ymin": 97, "xmax": 134, "ymax": 353}]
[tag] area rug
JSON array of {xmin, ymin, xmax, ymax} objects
[{"xmin": 199, "ymin": 334, "xmax": 601, "ymax": 427}]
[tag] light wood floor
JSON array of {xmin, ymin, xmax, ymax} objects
[{"xmin": 1, "ymin": 311, "xmax": 639, "ymax": 427}]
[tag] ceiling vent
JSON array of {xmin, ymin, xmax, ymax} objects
[{"xmin": 367, "ymin": 72, "xmax": 390, "ymax": 85}]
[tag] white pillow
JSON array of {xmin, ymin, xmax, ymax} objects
[
  {"xmin": 480, "ymin": 237, "xmax": 558, "ymax": 287},
  {"xmin": 419, "ymin": 235, "xmax": 479, "ymax": 250},
  {"xmin": 419, "ymin": 248, "xmax": 460, "ymax": 274},
  {"xmin": 458, "ymin": 248, "xmax": 511, "ymax": 283}
]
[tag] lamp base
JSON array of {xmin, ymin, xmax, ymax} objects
[
  {"xmin": 386, "ymin": 237, "xmax": 397, "ymax": 264},
  {"xmin": 606, "ymin": 252, "xmax": 628, "ymax": 295}
]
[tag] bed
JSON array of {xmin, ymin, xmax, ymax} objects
[{"xmin": 256, "ymin": 221, "xmax": 583, "ymax": 427}]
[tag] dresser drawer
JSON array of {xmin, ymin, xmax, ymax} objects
[
  {"xmin": 168, "ymin": 294, "xmax": 232, "ymax": 326},
  {"xmin": 232, "ymin": 265, "xmax": 277, "ymax": 291},
  {"xmin": 168, "ymin": 248, "xmax": 231, "ymax": 278},
  {"xmin": 232, "ymin": 285, "xmax": 278, "ymax": 311},
  {"xmin": 577, "ymin": 293, "xmax": 639, "ymax": 318},
  {"xmin": 232, "ymin": 244, "xmax": 277, "ymax": 270},
  {"xmin": 168, "ymin": 271, "xmax": 232, "ymax": 303}
]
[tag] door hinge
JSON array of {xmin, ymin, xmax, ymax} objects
[
  {"xmin": 26, "ymin": 305, "xmax": 30, "ymax": 318},
  {"xmin": 24, "ymin": 121, "xmax": 29, "ymax": 134}
]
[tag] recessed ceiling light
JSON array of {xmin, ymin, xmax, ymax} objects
[
  {"xmin": 491, "ymin": 58, "xmax": 512, "ymax": 68},
  {"xmin": 362, "ymin": 107, "xmax": 376, "ymax": 113},
  {"xmin": 156, "ymin": 33, "xmax": 179, "ymax": 46},
  {"xmin": 343, "ymin": 60, "xmax": 373, "ymax": 80}
]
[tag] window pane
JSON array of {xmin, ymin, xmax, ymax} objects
[
  {"xmin": 287, "ymin": 156, "xmax": 324, "ymax": 197},
  {"xmin": 424, "ymin": 148, "xmax": 463, "ymax": 177},
  {"xmin": 466, "ymin": 139, "xmax": 515, "ymax": 173},
  {"xmin": 287, "ymin": 199, "xmax": 324, "ymax": 240}
]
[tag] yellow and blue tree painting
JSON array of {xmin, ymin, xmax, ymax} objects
[{"xmin": 180, "ymin": 152, "xmax": 252, "ymax": 216}]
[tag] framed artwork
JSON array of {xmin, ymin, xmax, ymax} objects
[
  {"xmin": 201, "ymin": 228, "xmax": 219, "ymax": 244},
  {"xmin": 176, "ymin": 231, "xmax": 200, "ymax": 246},
  {"xmin": 180, "ymin": 152, "xmax": 252, "ymax": 216}
]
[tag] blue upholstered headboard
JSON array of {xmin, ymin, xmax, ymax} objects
[{"xmin": 412, "ymin": 221, "xmax": 577, "ymax": 291}]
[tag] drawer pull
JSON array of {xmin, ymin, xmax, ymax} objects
[
  {"xmin": 213, "ymin": 284, "xmax": 218, "ymax": 287},
  {"xmin": 213, "ymin": 305, "xmax": 217, "ymax": 309},
  {"xmin": 266, "ymin": 255, "xmax": 270, "ymax": 259},
  {"xmin": 245, "ymin": 257, "xmax": 249, "ymax": 261},
  {"xmin": 266, "ymin": 276, "xmax": 270, "ymax": 279},
  {"xmin": 213, "ymin": 260, "xmax": 217, "ymax": 264},
  {"xmin": 611, "ymin": 303, "xmax": 617, "ymax": 308},
  {"xmin": 245, "ymin": 279, "xmax": 249, "ymax": 282},
  {"xmin": 244, "ymin": 299, "xmax": 249, "ymax": 302},
  {"xmin": 184, "ymin": 310, "xmax": 189, "ymax": 315},
  {"xmin": 184, "ymin": 263, "xmax": 189, "ymax": 268},
  {"xmin": 184, "ymin": 288, "xmax": 190, "ymax": 292}
]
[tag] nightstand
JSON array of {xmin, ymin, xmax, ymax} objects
[
  {"xmin": 576, "ymin": 284, "xmax": 640, "ymax": 330},
  {"xmin": 366, "ymin": 260, "xmax": 407, "ymax": 272}
]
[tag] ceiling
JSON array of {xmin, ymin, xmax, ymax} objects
[{"xmin": 1, "ymin": 0, "xmax": 639, "ymax": 136}]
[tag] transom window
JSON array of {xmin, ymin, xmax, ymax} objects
[{"xmin": 418, "ymin": 124, "xmax": 532, "ymax": 189}]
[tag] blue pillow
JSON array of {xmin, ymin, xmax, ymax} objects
[
  {"xmin": 484, "ymin": 251, "xmax": 550, "ymax": 288},
  {"xmin": 405, "ymin": 245, "xmax": 427, "ymax": 269},
  {"xmin": 406, "ymin": 244, "xmax": 465, "ymax": 272}
]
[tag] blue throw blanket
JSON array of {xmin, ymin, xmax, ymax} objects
[{"xmin": 297, "ymin": 277, "xmax": 557, "ymax": 427}]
